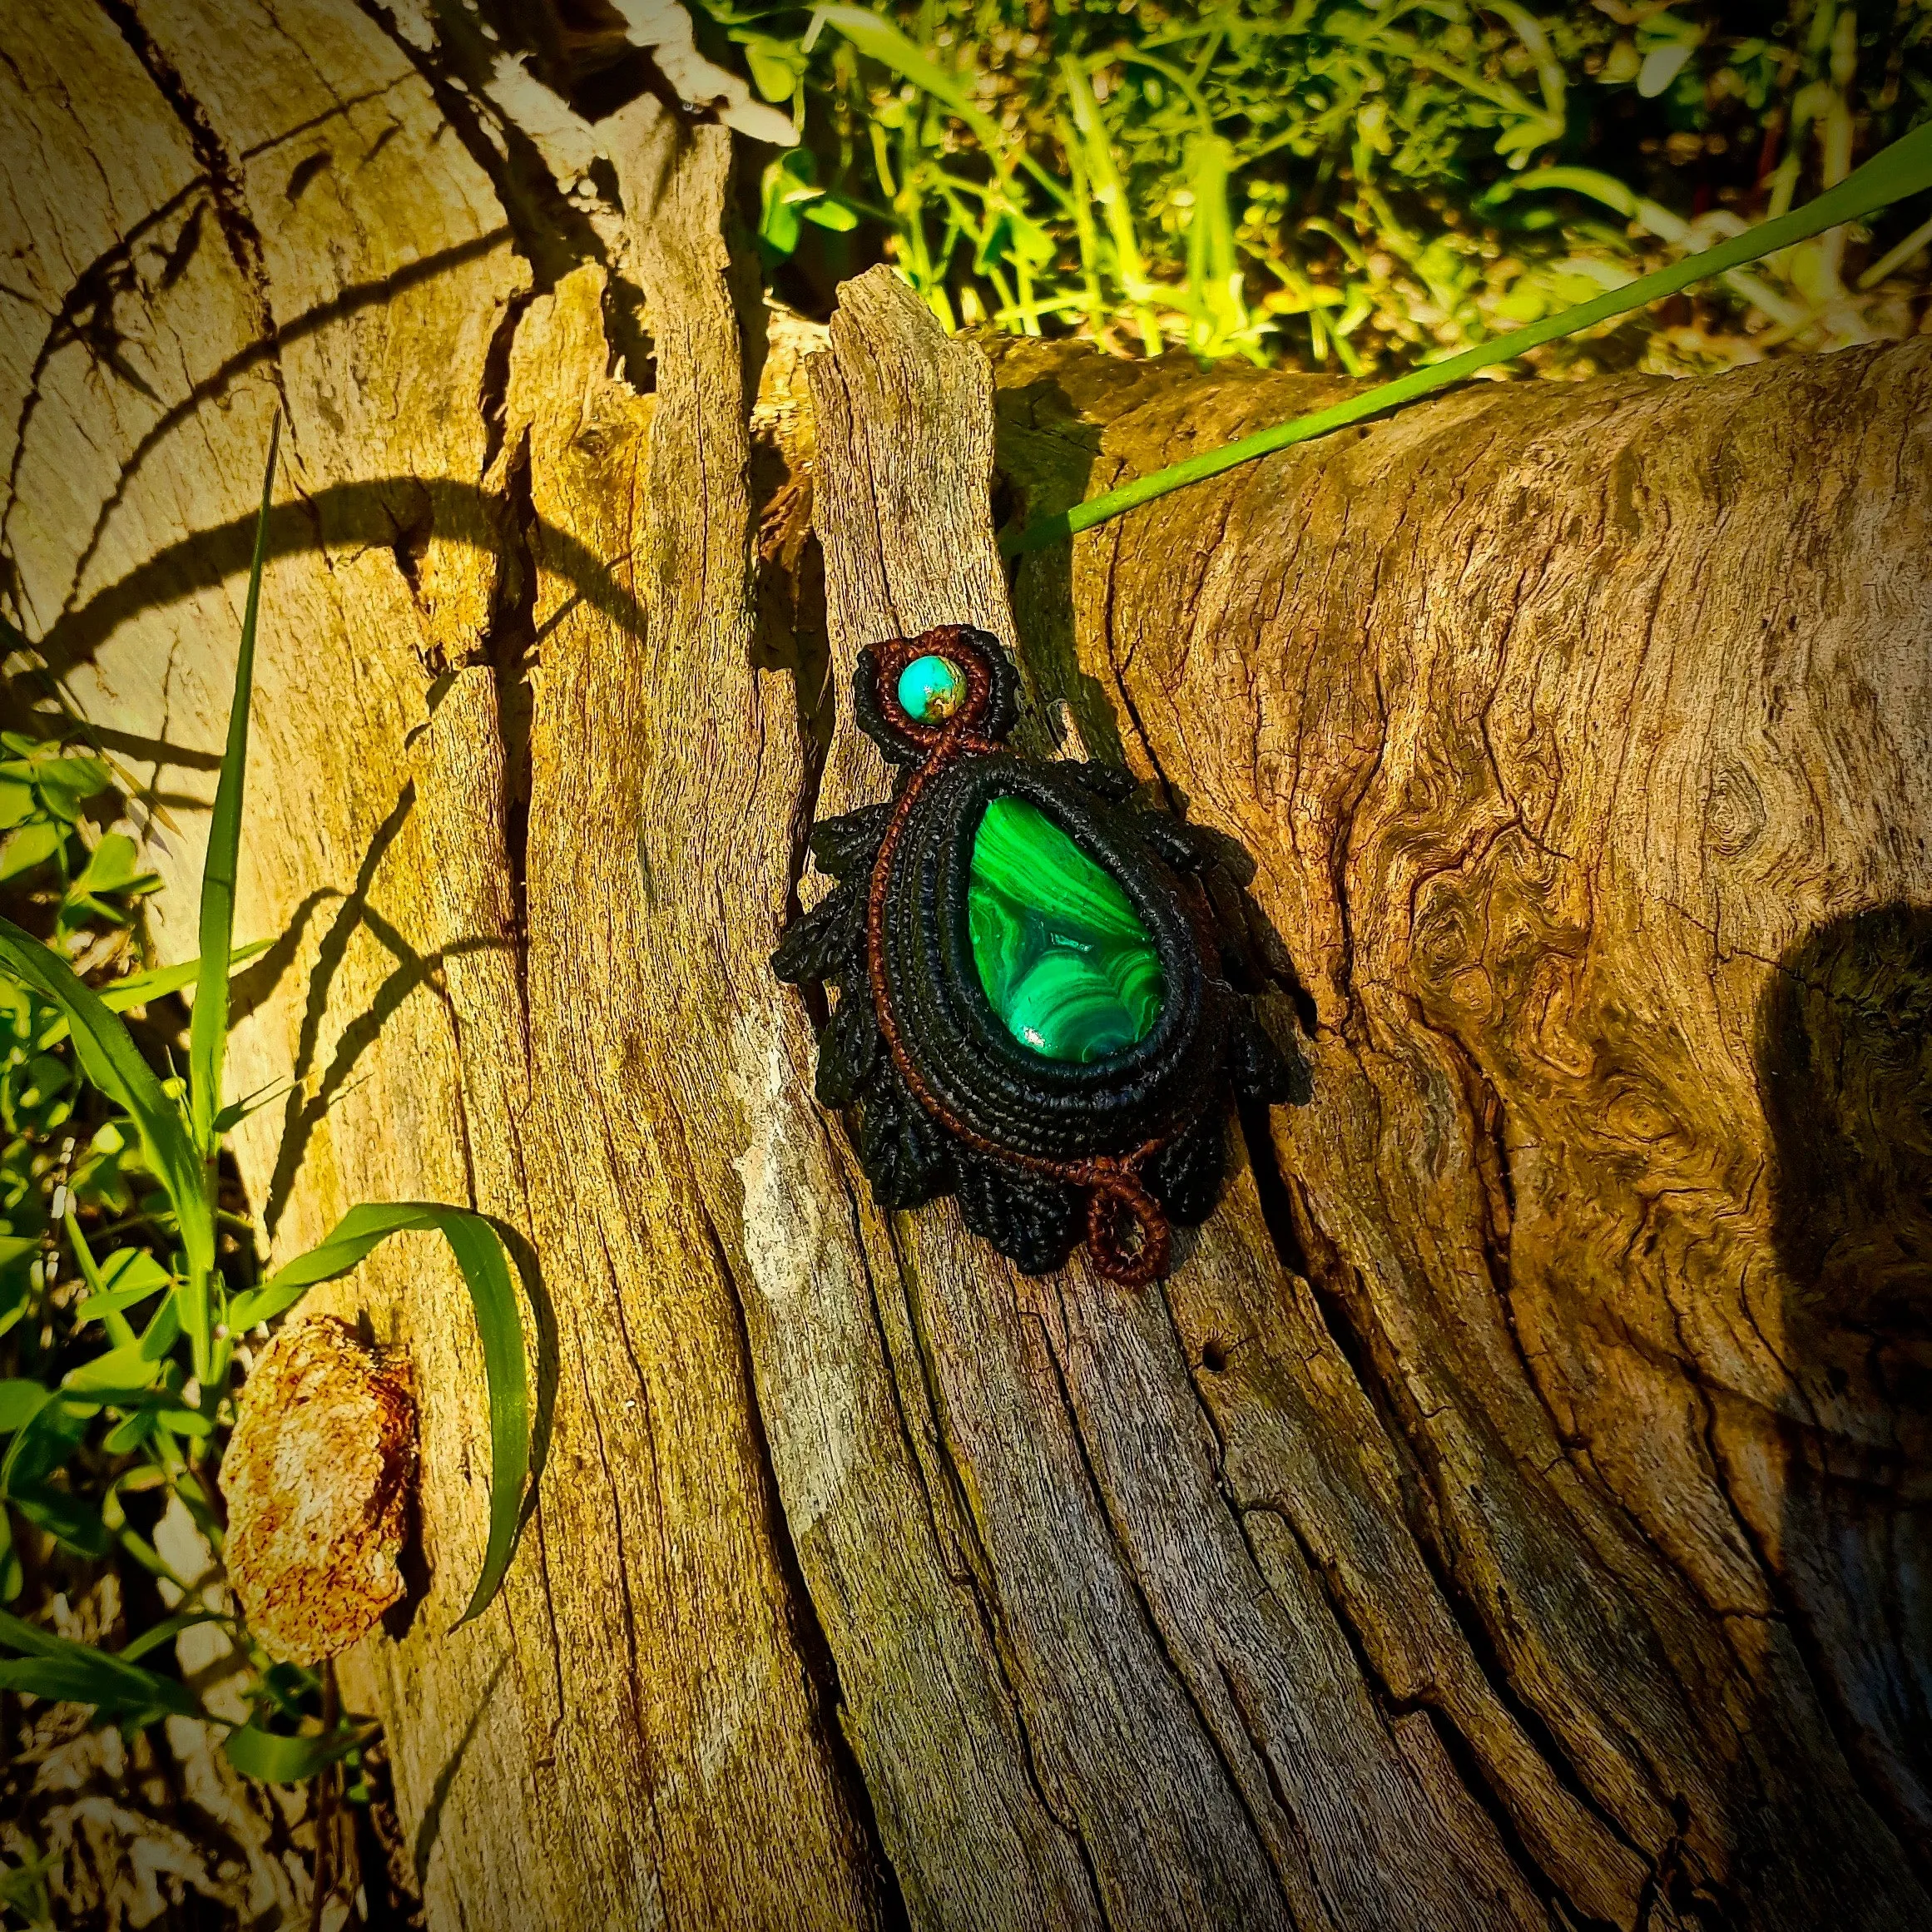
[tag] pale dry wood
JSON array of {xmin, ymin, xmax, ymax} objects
[
  {"xmin": 1, "ymin": 1, "xmax": 1927, "ymax": 1925},
  {"xmin": 799, "ymin": 269, "xmax": 1559, "ymax": 1932},
  {"xmin": 2, "ymin": 2, "xmax": 873, "ymax": 1926}
]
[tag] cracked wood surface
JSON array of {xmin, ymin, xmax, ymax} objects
[{"xmin": 2, "ymin": 2, "xmax": 1929, "ymax": 1927}]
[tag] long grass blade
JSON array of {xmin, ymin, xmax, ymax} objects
[
  {"xmin": 97, "ymin": 940, "xmax": 272, "ymax": 1016},
  {"xmin": 228, "ymin": 1202, "xmax": 529, "ymax": 1626},
  {"xmin": 0, "ymin": 919, "xmax": 213, "ymax": 1288},
  {"xmin": 1006, "ymin": 121, "xmax": 1932, "ymax": 554},
  {"xmin": 191, "ymin": 419, "xmax": 279, "ymax": 1155},
  {"xmin": 0, "ymin": 1608, "xmax": 203, "ymax": 1727}
]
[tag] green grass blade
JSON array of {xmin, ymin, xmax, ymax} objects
[
  {"xmin": 225, "ymin": 1717, "xmax": 375, "ymax": 1784},
  {"xmin": 118, "ymin": 1608, "xmax": 223, "ymax": 1663},
  {"xmin": 0, "ymin": 1608, "xmax": 203, "ymax": 1726},
  {"xmin": 229, "ymin": 1202, "xmax": 529, "ymax": 1627},
  {"xmin": 97, "ymin": 939, "xmax": 272, "ymax": 1015},
  {"xmin": 815, "ymin": 6, "xmax": 1071, "ymax": 212},
  {"xmin": 1060, "ymin": 54, "xmax": 1162, "ymax": 354},
  {"xmin": 0, "ymin": 919, "xmax": 213, "ymax": 1290},
  {"xmin": 190, "ymin": 418, "xmax": 279, "ymax": 1155},
  {"xmin": 1005, "ymin": 121, "xmax": 1932, "ymax": 555}
]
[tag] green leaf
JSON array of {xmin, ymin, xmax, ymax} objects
[
  {"xmin": 71, "ymin": 833, "xmax": 153, "ymax": 900},
  {"xmin": 225, "ymin": 1717, "xmax": 374, "ymax": 1785},
  {"xmin": 0, "ymin": 1607, "xmax": 202, "ymax": 1727},
  {"xmin": 0, "ymin": 780, "xmax": 36, "ymax": 830},
  {"xmin": 144, "ymin": 1399, "xmax": 213, "ymax": 1439},
  {"xmin": 760, "ymin": 148, "xmax": 816, "ymax": 259},
  {"xmin": 0, "ymin": 821, "xmax": 63, "ymax": 882},
  {"xmin": 62, "ymin": 1335, "xmax": 165, "ymax": 1398},
  {"xmin": 0, "ymin": 1387, "xmax": 87, "ymax": 1494},
  {"xmin": 62, "ymin": 1205, "xmax": 111, "ymax": 1296},
  {"xmin": 1008, "ymin": 120, "xmax": 1932, "ymax": 554},
  {"xmin": 0, "ymin": 1842, "xmax": 56, "ymax": 1930},
  {"xmin": 0, "ymin": 1380, "xmax": 47, "ymax": 1434},
  {"xmin": 191, "ymin": 419, "xmax": 279, "ymax": 1160},
  {"xmin": 231, "ymin": 1203, "xmax": 529, "ymax": 1626},
  {"xmin": 741, "ymin": 34, "xmax": 805, "ymax": 105},
  {"xmin": 72, "ymin": 1250, "xmax": 172, "ymax": 1325},
  {"xmin": 102, "ymin": 1409, "xmax": 156, "ymax": 1455},
  {"xmin": 32, "ymin": 756, "xmax": 111, "ymax": 822},
  {"xmin": 0, "ymin": 918, "xmax": 215, "ymax": 1372},
  {"xmin": 804, "ymin": 196, "xmax": 861, "ymax": 233},
  {"xmin": 97, "ymin": 939, "xmax": 271, "ymax": 1014},
  {"xmin": 11, "ymin": 1485, "xmax": 111, "ymax": 1559}
]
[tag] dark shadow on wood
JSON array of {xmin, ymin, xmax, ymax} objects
[
  {"xmin": 58, "ymin": 231, "xmax": 514, "ymax": 612},
  {"xmin": 410, "ymin": 1654, "xmax": 510, "ymax": 1889},
  {"xmin": 230, "ymin": 885, "xmax": 341, "ymax": 1028},
  {"xmin": 34, "ymin": 480, "xmax": 651, "ymax": 686},
  {"xmin": 996, "ymin": 369, "xmax": 1122, "ymax": 770},
  {"xmin": 9, "ymin": 709, "xmax": 225, "ymax": 770},
  {"xmin": 1758, "ymin": 900, "xmax": 1932, "ymax": 1885},
  {"xmin": 262, "ymin": 783, "xmax": 417, "ymax": 1239}
]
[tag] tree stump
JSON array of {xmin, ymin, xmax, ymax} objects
[{"xmin": 1, "ymin": 3, "xmax": 1926, "ymax": 1925}]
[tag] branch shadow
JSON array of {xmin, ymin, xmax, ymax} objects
[
  {"xmin": 255, "ymin": 780, "xmax": 517, "ymax": 1248},
  {"xmin": 409, "ymin": 1653, "xmax": 510, "ymax": 1890},
  {"xmin": 59, "ymin": 230, "xmax": 516, "ymax": 613},
  {"xmin": 35, "ymin": 478, "xmax": 650, "ymax": 686},
  {"xmin": 262, "ymin": 782, "xmax": 417, "ymax": 1237},
  {"xmin": 229, "ymin": 884, "xmax": 340, "ymax": 1028}
]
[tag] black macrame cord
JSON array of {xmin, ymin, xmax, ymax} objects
[{"xmin": 772, "ymin": 625, "xmax": 1309, "ymax": 1286}]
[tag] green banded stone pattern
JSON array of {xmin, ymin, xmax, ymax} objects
[{"xmin": 968, "ymin": 795, "xmax": 1166, "ymax": 1063}]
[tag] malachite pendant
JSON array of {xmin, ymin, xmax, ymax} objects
[{"xmin": 772, "ymin": 625, "xmax": 1309, "ymax": 1286}]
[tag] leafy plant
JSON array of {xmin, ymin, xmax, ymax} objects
[
  {"xmin": 0, "ymin": 1841, "xmax": 53, "ymax": 1931},
  {"xmin": 1009, "ymin": 114, "xmax": 1932, "ymax": 549},
  {"xmin": 696, "ymin": 0, "xmax": 1932, "ymax": 374},
  {"xmin": 0, "ymin": 735, "xmax": 157, "ymax": 938},
  {"xmin": 0, "ymin": 423, "xmax": 536, "ymax": 1842}
]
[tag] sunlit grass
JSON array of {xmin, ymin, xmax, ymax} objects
[{"xmin": 700, "ymin": 0, "xmax": 1932, "ymax": 375}]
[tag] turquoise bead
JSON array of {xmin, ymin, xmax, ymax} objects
[
  {"xmin": 898, "ymin": 653, "xmax": 967, "ymax": 723},
  {"xmin": 968, "ymin": 796, "xmax": 1165, "ymax": 1063}
]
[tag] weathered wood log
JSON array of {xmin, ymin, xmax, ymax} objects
[{"xmin": 1, "ymin": 2, "xmax": 1926, "ymax": 1925}]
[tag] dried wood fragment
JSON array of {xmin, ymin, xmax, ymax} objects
[{"xmin": 224, "ymin": 1316, "xmax": 419, "ymax": 1665}]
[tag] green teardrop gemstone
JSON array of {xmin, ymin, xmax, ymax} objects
[{"xmin": 968, "ymin": 795, "xmax": 1166, "ymax": 1063}]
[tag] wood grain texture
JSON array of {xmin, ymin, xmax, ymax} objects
[
  {"xmin": 996, "ymin": 326, "xmax": 1932, "ymax": 1930},
  {"xmin": 1, "ymin": 2, "xmax": 1926, "ymax": 1925},
  {"xmin": 1, "ymin": 4, "xmax": 874, "ymax": 1926}
]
